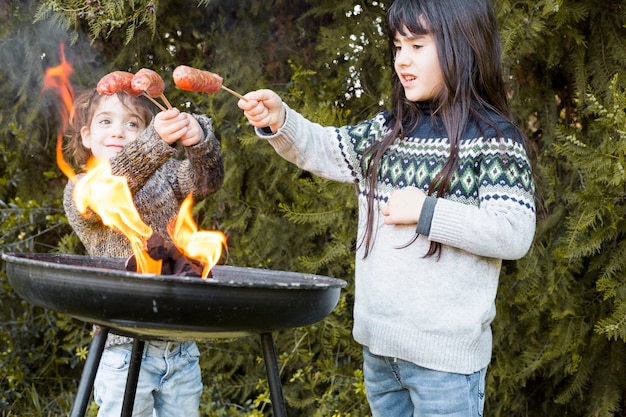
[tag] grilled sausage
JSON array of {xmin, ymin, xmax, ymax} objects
[
  {"xmin": 173, "ymin": 65, "xmax": 223, "ymax": 94},
  {"xmin": 131, "ymin": 68, "xmax": 165, "ymax": 98},
  {"xmin": 96, "ymin": 71, "xmax": 142, "ymax": 96}
]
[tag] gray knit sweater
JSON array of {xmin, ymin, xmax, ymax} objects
[
  {"xmin": 256, "ymin": 104, "xmax": 536, "ymax": 374},
  {"xmin": 63, "ymin": 114, "xmax": 224, "ymax": 346}
]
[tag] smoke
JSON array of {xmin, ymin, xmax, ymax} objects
[
  {"xmin": 0, "ymin": 1, "xmax": 100, "ymax": 112},
  {"xmin": 0, "ymin": 0, "xmax": 104, "ymax": 195}
]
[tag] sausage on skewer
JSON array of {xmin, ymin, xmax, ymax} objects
[
  {"xmin": 173, "ymin": 65, "xmax": 246, "ymax": 100},
  {"xmin": 131, "ymin": 68, "xmax": 165, "ymax": 98},
  {"xmin": 130, "ymin": 68, "xmax": 171, "ymax": 110},
  {"xmin": 96, "ymin": 71, "xmax": 142, "ymax": 96},
  {"xmin": 96, "ymin": 69, "xmax": 168, "ymax": 111},
  {"xmin": 173, "ymin": 65, "xmax": 223, "ymax": 94}
]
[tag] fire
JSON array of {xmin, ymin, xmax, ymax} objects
[
  {"xmin": 170, "ymin": 194, "xmax": 227, "ymax": 279},
  {"xmin": 73, "ymin": 158, "xmax": 161, "ymax": 274},
  {"xmin": 43, "ymin": 43, "xmax": 226, "ymax": 277},
  {"xmin": 42, "ymin": 43, "xmax": 77, "ymax": 181}
]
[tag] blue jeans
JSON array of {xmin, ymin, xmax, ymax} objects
[
  {"xmin": 94, "ymin": 340, "xmax": 202, "ymax": 417},
  {"xmin": 363, "ymin": 347, "xmax": 486, "ymax": 417}
]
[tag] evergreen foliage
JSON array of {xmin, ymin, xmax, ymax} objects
[
  {"xmin": 489, "ymin": 1, "xmax": 626, "ymax": 416},
  {"xmin": 2, "ymin": 0, "xmax": 626, "ymax": 416}
]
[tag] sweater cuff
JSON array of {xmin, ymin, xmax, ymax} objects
[
  {"xmin": 416, "ymin": 196, "xmax": 437, "ymax": 236},
  {"xmin": 255, "ymin": 103, "xmax": 291, "ymax": 138}
]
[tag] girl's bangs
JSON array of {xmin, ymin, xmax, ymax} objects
[
  {"xmin": 387, "ymin": 1, "xmax": 431, "ymax": 37},
  {"xmin": 117, "ymin": 92, "xmax": 156, "ymax": 124}
]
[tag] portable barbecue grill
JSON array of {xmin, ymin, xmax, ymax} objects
[{"xmin": 2, "ymin": 252, "xmax": 347, "ymax": 417}]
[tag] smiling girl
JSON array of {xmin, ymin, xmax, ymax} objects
[{"xmin": 64, "ymin": 89, "xmax": 223, "ymax": 417}]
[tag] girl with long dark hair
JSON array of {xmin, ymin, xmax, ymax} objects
[{"xmin": 238, "ymin": 0, "xmax": 535, "ymax": 415}]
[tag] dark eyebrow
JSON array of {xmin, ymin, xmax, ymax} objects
[{"xmin": 394, "ymin": 34, "xmax": 426, "ymax": 43}]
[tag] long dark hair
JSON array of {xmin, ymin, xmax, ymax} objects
[{"xmin": 361, "ymin": 0, "xmax": 515, "ymax": 258}]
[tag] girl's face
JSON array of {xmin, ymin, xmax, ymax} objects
[
  {"xmin": 80, "ymin": 95, "xmax": 147, "ymax": 160},
  {"xmin": 393, "ymin": 28, "xmax": 444, "ymax": 102}
]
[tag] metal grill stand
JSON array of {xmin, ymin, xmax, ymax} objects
[{"xmin": 70, "ymin": 328, "xmax": 288, "ymax": 417}]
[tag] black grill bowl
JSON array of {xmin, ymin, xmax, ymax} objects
[{"xmin": 2, "ymin": 252, "xmax": 347, "ymax": 340}]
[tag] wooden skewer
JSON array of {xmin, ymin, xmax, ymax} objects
[
  {"xmin": 221, "ymin": 85, "xmax": 248, "ymax": 101},
  {"xmin": 160, "ymin": 93, "xmax": 173, "ymax": 109},
  {"xmin": 142, "ymin": 93, "xmax": 167, "ymax": 112}
]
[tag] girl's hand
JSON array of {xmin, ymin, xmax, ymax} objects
[
  {"xmin": 238, "ymin": 89, "xmax": 286, "ymax": 133},
  {"xmin": 178, "ymin": 113, "xmax": 202, "ymax": 147},
  {"xmin": 154, "ymin": 108, "xmax": 189, "ymax": 145},
  {"xmin": 381, "ymin": 186, "xmax": 427, "ymax": 225}
]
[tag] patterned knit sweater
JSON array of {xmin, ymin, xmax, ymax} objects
[
  {"xmin": 63, "ymin": 114, "xmax": 224, "ymax": 346},
  {"xmin": 256, "ymin": 104, "xmax": 536, "ymax": 374}
]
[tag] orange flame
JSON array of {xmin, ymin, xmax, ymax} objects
[
  {"xmin": 170, "ymin": 194, "xmax": 227, "ymax": 278},
  {"xmin": 42, "ymin": 42, "xmax": 77, "ymax": 182},
  {"xmin": 73, "ymin": 158, "xmax": 162, "ymax": 273},
  {"xmin": 42, "ymin": 43, "xmax": 161, "ymax": 273}
]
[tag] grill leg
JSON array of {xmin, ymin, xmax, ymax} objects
[
  {"xmin": 121, "ymin": 339, "xmax": 145, "ymax": 417},
  {"xmin": 260, "ymin": 333, "xmax": 287, "ymax": 417},
  {"xmin": 70, "ymin": 326, "xmax": 109, "ymax": 417}
]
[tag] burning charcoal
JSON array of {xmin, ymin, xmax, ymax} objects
[
  {"xmin": 173, "ymin": 255, "xmax": 187, "ymax": 275},
  {"xmin": 125, "ymin": 233, "xmax": 206, "ymax": 278},
  {"xmin": 167, "ymin": 241, "xmax": 183, "ymax": 261},
  {"xmin": 124, "ymin": 253, "xmax": 140, "ymax": 272},
  {"xmin": 146, "ymin": 233, "xmax": 169, "ymax": 260},
  {"xmin": 182, "ymin": 256, "xmax": 207, "ymax": 277}
]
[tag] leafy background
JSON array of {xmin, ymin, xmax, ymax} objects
[{"xmin": 1, "ymin": 0, "xmax": 626, "ymax": 416}]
